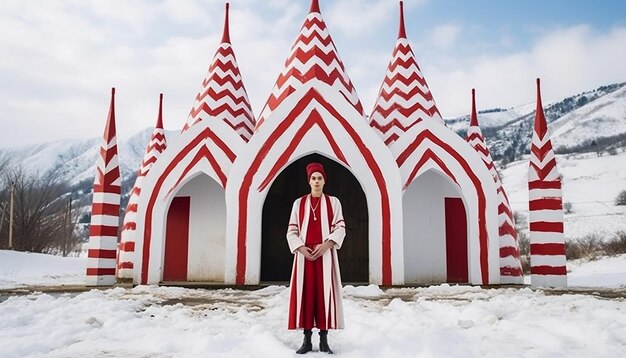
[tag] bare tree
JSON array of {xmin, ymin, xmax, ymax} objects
[{"xmin": 0, "ymin": 167, "xmax": 82, "ymax": 254}]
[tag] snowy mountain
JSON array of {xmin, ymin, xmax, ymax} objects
[
  {"xmin": 0, "ymin": 128, "xmax": 178, "ymax": 191},
  {"xmin": 446, "ymin": 82, "xmax": 626, "ymax": 163}
]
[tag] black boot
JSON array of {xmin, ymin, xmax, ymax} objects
[
  {"xmin": 296, "ymin": 330, "xmax": 313, "ymax": 354},
  {"xmin": 319, "ymin": 330, "xmax": 333, "ymax": 354}
]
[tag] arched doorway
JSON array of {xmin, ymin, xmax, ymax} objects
[
  {"xmin": 261, "ymin": 154, "xmax": 369, "ymax": 284},
  {"xmin": 403, "ymin": 169, "xmax": 469, "ymax": 284},
  {"xmin": 163, "ymin": 173, "xmax": 226, "ymax": 282}
]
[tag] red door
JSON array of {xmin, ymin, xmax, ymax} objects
[
  {"xmin": 445, "ymin": 197, "xmax": 468, "ymax": 283},
  {"xmin": 163, "ymin": 196, "xmax": 190, "ymax": 281}
]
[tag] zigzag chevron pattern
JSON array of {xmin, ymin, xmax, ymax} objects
[
  {"xmin": 370, "ymin": 1, "xmax": 443, "ymax": 146},
  {"xmin": 86, "ymin": 88, "xmax": 121, "ymax": 286},
  {"xmin": 528, "ymin": 79, "xmax": 566, "ymax": 288},
  {"xmin": 117, "ymin": 94, "xmax": 167, "ymax": 280},
  {"xmin": 466, "ymin": 89, "xmax": 523, "ymax": 283},
  {"xmin": 182, "ymin": 3, "xmax": 255, "ymax": 141},
  {"xmin": 255, "ymin": 1, "xmax": 363, "ymax": 129}
]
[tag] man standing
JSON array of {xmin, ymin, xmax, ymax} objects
[{"xmin": 286, "ymin": 162, "xmax": 346, "ymax": 354}]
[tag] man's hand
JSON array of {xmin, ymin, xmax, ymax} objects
[
  {"xmin": 296, "ymin": 246, "xmax": 315, "ymax": 261},
  {"xmin": 311, "ymin": 240, "xmax": 335, "ymax": 260}
]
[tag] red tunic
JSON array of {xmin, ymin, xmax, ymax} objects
[{"xmin": 301, "ymin": 196, "xmax": 326, "ymax": 330}]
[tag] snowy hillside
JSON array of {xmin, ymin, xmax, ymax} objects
[
  {"xmin": 1, "ymin": 250, "xmax": 626, "ymax": 357},
  {"xmin": 551, "ymin": 84, "xmax": 626, "ymax": 150},
  {"xmin": 446, "ymin": 101, "xmax": 538, "ymax": 134},
  {"xmin": 445, "ymin": 82, "xmax": 626, "ymax": 162},
  {"xmin": 501, "ymin": 151, "xmax": 626, "ymax": 240}
]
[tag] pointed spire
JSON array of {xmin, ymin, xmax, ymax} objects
[
  {"xmin": 310, "ymin": 0, "xmax": 320, "ymax": 14},
  {"xmin": 156, "ymin": 93, "xmax": 164, "ymax": 129},
  {"xmin": 256, "ymin": 0, "xmax": 363, "ymax": 129},
  {"xmin": 369, "ymin": 2, "xmax": 443, "ymax": 145},
  {"xmin": 534, "ymin": 78, "xmax": 548, "ymax": 138},
  {"xmin": 470, "ymin": 88, "xmax": 479, "ymax": 127},
  {"xmin": 221, "ymin": 2, "xmax": 230, "ymax": 44},
  {"xmin": 398, "ymin": 1, "xmax": 407, "ymax": 39},
  {"xmin": 182, "ymin": 2, "xmax": 256, "ymax": 140},
  {"xmin": 104, "ymin": 87, "xmax": 116, "ymax": 141}
]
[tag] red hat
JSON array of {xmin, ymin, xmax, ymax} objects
[{"xmin": 306, "ymin": 162, "xmax": 326, "ymax": 181}]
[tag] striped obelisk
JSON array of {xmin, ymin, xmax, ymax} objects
[
  {"xmin": 528, "ymin": 78, "xmax": 567, "ymax": 288},
  {"xmin": 86, "ymin": 88, "xmax": 121, "ymax": 286},
  {"xmin": 467, "ymin": 89, "xmax": 523, "ymax": 284},
  {"xmin": 117, "ymin": 94, "xmax": 167, "ymax": 282}
]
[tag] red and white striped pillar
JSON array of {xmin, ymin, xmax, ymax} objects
[
  {"xmin": 117, "ymin": 93, "xmax": 167, "ymax": 282},
  {"xmin": 467, "ymin": 89, "xmax": 523, "ymax": 284},
  {"xmin": 528, "ymin": 79, "xmax": 567, "ymax": 288},
  {"xmin": 86, "ymin": 88, "xmax": 121, "ymax": 286}
]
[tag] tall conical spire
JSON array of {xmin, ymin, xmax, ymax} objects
[
  {"xmin": 528, "ymin": 78, "xmax": 567, "ymax": 288},
  {"xmin": 310, "ymin": 0, "xmax": 320, "ymax": 13},
  {"xmin": 182, "ymin": 2, "xmax": 256, "ymax": 142},
  {"xmin": 255, "ymin": 0, "xmax": 364, "ymax": 129},
  {"xmin": 535, "ymin": 78, "xmax": 548, "ymax": 138},
  {"xmin": 369, "ymin": 0, "xmax": 443, "ymax": 146},
  {"xmin": 470, "ymin": 88, "xmax": 479, "ymax": 127},
  {"xmin": 118, "ymin": 93, "xmax": 168, "ymax": 281},
  {"xmin": 398, "ymin": 0, "xmax": 407, "ymax": 39},
  {"xmin": 156, "ymin": 93, "xmax": 164, "ymax": 129},
  {"xmin": 104, "ymin": 88, "xmax": 116, "ymax": 141},
  {"xmin": 221, "ymin": 2, "xmax": 230, "ymax": 44},
  {"xmin": 87, "ymin": 87, "xmax": 121, "ymax": 286},
  {"xmin": 466, "ymin": 89, "xmax": 524, "ymax": 284}
]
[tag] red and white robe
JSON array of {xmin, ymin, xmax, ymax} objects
[{"xmin": 286, "ymin": 193, "xmax": 345, "ymax": 330}]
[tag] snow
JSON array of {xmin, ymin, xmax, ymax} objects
[
  {"xmin": 0, "ymin": 250, "xmax": 86, "ymax": 289},
  {"xmin": 551, "ymin": 85, "xmax": 626, "ymax": 149},
  {"xmin": 501, "ymin": 151, "xmax": 626, "ymax": 240},
  {"xmin": 1, "ymin": 251, "xmax": 626, "ymax": 357}
]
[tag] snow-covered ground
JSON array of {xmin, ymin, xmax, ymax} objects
[
  {"xmin": 1, "ymin": 251, "xmax": 626, "ymax": 357},
  {"xmin": 501, "ymin": 150, "xmax": 626, "ymax": 240}
]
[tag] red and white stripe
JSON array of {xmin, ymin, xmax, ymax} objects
[
  {"xmin": 181, "ymin": 3, "xmax": 255, "ymax": 141},
  {"xmin": 369, "ymin": 1, "xmax": 443, "ymax": 146},
  {"xmin": 117, "ymin": 94, "xmax": 167, "ymax": 280},
  {"xmin": 466, "ymin": 89, "xmax": 523, "ymax": 284},
  {"xmin": 255, "ymin": 0, "xmax": 364, "ymax": 130},
  {"xmin": 86, "ymin": 88, "xmax": 121, "ymax": 286},
  {"xmin": 528, "ymin": 78, "xmax": 567, "ymax": 288}
]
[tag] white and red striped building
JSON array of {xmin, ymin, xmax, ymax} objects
[
  {"xmin": 89, "ymin": 0, "xmax": 567, "ymax": 287},
  {"xmin": 528, "ymin": 79, "xmax": 567, "ymax": 288}
]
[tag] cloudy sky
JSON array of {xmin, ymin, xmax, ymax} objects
[{"xmin": 1, "ymin": 0, "xmax": 625, "ymax": 148}]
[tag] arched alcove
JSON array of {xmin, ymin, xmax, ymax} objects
[
  {"xmin": 261, "ymin": 153, "xmax": 369, "ymax": 284},
  {"xmin": 403, "ymin": 169, "xmax": 469, "ymax": 284},
  {"xmin": 162, "ymin": 173, "xmax": 226, "ymax": 282}
]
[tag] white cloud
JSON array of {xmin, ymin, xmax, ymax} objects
[
  {"xmin": 418, "ymin": 25, "xmax": 626, "ymax": 118},
  {"xmin": 430, "ymin": 24, "xmax": 462, "ymax": 49}
]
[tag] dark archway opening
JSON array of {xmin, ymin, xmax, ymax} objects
[{"xmin": 261, "ymin": 153, "xmax": 369, "ymax": 284}]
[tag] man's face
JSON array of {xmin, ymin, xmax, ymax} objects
[{"xmin": 309, "ymin": 172, "xmax": 325, "ymax": 192}]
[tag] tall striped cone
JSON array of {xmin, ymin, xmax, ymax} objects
[
  {"xmin": 467, "ymin": 89, "xmax": 523, "ymax": 284},
  {"xmin": 86, "ymin": 88, "xmax": 121, "ymax": 286},
  {"xmin": 255, "ymin": 0, "xmax": 364, "ymax": 129},
  {"xmin": 117, "ymin": 94, "xmax": 167, "ymax": 282},
  {"xmin": 181, "ymin": 2, "xmax": 256, "ymax": 141},
  {"xmin": 528, "ymin": 78, "xmax": 567, "ymax": 288},
  {"xmin": 370, "ymin": 0, "xmax": 443, "ymax": 145}
]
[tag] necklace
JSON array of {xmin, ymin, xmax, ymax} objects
[{"xmin": 310, "ymin": 197, "xmax": 320, "ymax": 221}]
